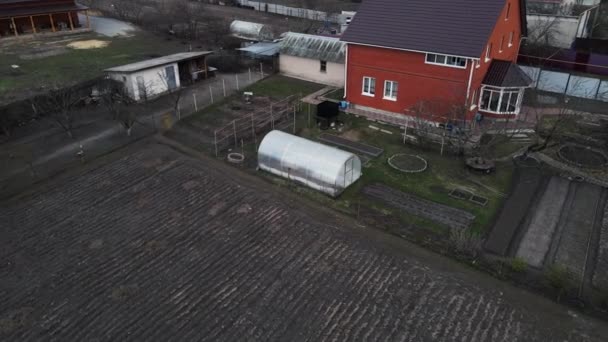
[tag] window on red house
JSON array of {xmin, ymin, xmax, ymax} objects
[
  {"xmin": 362, "ymin": 77, "xmax": 376, "ymax": 96},
  {"xmin": 383, "ymin": 80, "xmax": 398, "ymax": 100}
]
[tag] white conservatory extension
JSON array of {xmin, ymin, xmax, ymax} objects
[
  {"xmin": 258, "ymin": 130, "xmax": 362, "ymax": 197},
  {"xmin": 478, "ymin": 60, "xmax": 532, "ymax": 116}
]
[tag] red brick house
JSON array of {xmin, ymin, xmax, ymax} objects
[
  {"xmin": 341, "ymin": 0, "xmax": 532, "ymax": 123},
  {"xmin": 0, "ymin": 0, "xmax": 89, "ymax": 38}
]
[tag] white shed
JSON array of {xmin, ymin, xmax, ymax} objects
[
  {"xmin": 230, "ymin": 20, "xmax": 274, "ymax": 41},
  {"xmin": 258, "ymin": 130, "xmax": 362, "ymax": 197},
  {"xmin": 105, "ymin": 51, "xmax": 213, "ymax": 102},
  {"xmin": 279, "ymin": 32, "xmax": 346, "ymax": 87}
]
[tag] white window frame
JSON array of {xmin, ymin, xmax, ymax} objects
[
  {"xmin": 383, "ymin": 80, "xmax": 398, "ymax": 101},
  {"xmin": 479, "ymin": 85, "xmax": 524, "ymax": 115},
  {"xmin": 508, "ymin": 32, "xmax": 514, "ymax": 47},
  {"xmin": 362, "ymin": 76, "xmax": 376, "ymax": 97},
  {"xmin": 425, "ymin": 53, "xmax": 468, "ymax": 69},
  {"xmin": 485, "ymin": 43, "xmax": 492, "ymax": 62}
]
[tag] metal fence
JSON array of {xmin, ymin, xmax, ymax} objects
[
  {"xmin": 236, "ymin": 0, "xmax": 339, "ymax": 22},
  {"xmin": 212, "ymin": 94, "xmax": 301, "ymax": 156},
  {"xmin": 519, "ymin": 65, "xmax": 608, "ymax": 102}
]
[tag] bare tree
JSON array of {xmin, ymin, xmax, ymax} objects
[
  {"xmin": 112, "ymin": 0, "xmax": 147, "ymax": 24},
  {"xmin": 100, "ymin": 80, "xmax": 138, "ymax": 136},
  {"xmin": 158, "ymin": 71, "xmax": 184, "ymax": 120},
  {"xmin": 31, "ymin": 85, "xmax": 82, "ymax": 139}
]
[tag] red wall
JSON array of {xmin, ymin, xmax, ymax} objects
[
  {"xmin": 470, "ymin": 0, "xmax": 523, "ymax": 117},
  {"xmin": 346, "ymin": 44, "xmax": 471, "ymax": 121},
  {"xmin": 345, "ymin": 0, "xmax": 524, "ymax": 122}
]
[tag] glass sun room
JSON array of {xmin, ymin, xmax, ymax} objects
[
  {"xmin": 478, "ymin": 60, "xmax": 533, "ymax": 116},
  {"xmin": 479, "ymin": 85, "xmax": 525, "ymax": 115}
]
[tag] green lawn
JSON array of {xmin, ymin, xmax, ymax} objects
[
  {"xmin": 178, "ymin": 74, "xmax": 512, "ymax": 236},
  {"xmin": 297, "ymin": 115, "xmax": 514, "ymax": 235},
  {"xmin": 185, "ymin": 75, "xmax": 326, "ymax": 124},
  {"xmin": 245, "ymin": 75, "xmax": 327, "ymax": 98},
  {"xmin": 0, "ymin": 31, "xmax": 189, "ymax": 102}
]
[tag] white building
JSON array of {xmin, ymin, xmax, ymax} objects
[
  {"xmin": 279, "ymin": 32, "xmax": 346, "ymax": 87},
  {"xmin": 105, "ymin": 51, "xmax": 213, "ymax": 102}
]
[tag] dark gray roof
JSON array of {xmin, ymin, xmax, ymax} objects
[
  {"xmin": 280, "ymin": 32, "xmax": 346, "ymax": 64},
  {"xmin": 341, "ymin": 0, "xmax": 511, "ymax": 58},
  {"xmin": 0, "ymin": 0, "xmax": 38, "ymax": 3},
  {"xmin": 483, "ymin": 60, "xmax": 533, "ymax": 87},
  {"xmin": 0, "ymin": 2, "xmax": 87, "ymax": 18}
]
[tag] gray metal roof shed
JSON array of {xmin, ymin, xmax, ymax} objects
[{"xmin": 280, "ymin": 32, "xmax": 346, "ymax": 64}]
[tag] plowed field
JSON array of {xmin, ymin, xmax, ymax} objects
[{"xmin": 1, "ymin": 142, "xmax": 606, "ymax": 341}]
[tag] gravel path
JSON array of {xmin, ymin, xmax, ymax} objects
[
  {"xmin": 516, "ymin": 177, "xmax": 570, "ymax": 268},
  {"xmin": 1, "ymin": 143, "xmax": 607, "ymax": 341}
]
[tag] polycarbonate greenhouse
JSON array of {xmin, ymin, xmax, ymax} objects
[{"xmin": 258, "ymin": 131, "xmax": 362, "ymax": 197}]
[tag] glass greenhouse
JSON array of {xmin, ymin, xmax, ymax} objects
[{"xmin": 258, "ymin": 131, "xmax": 362, "ymax": 197}]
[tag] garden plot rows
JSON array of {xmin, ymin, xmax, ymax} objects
[
  {"xmin": 516, "ymin": 177, "xmax": 571, "ymax": 268},
  {"xmin": 552, "ymin": 183, "xmax": 604, "ymax": 279},
  {"xmin": 495, "ymin": 173, "xmax": 608, "ymax": 289},
  {"xmin": 1, "ymin": 143, "xmax": 606, "ymax": 341},
  {"xmin": 363, "ymin": 184, "xmax": 475, "ymax": 230},
  {"xmin": 594, "ymin": 201, "xmax": 608, "ymax": 288}
]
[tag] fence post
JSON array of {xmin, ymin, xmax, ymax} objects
[
  {"xmin": 233, "ymin": 120, "xmax": 238, "ymax": 148},
  {"xmin": 260, "ymin": 63, "xmax": 264, "ymax": 78},
  {"xmin": 214, "ymin": 130, "xmax": 218, "ymax": 157},
  {"xmin": 209, "ymin": 86, "xmax": 214, "ymax": 104},
  {"xmin": 236, "ymin": 74, "xmax": 240, "ymax": 90},
  {"xmin": 307, "ymin": 103, "xmax": 311, "ymax": 128},
  {"xmin": 270, "ymin": 104, "xmax": 274, "ymax": 129},
  {"xmin": 251, "ymin": 113, "xmax": 256, "ymax": 142},
  {"xmin": 223, "ymin": 79, "xmax": 227, "ymax": 97},
  {"xmin": 249, "ymin": 68, "xmax": 252, "ymax": 82},
  {"xmin": 193, "ymin": 92, "xmax": 198, "ymax": 111}
]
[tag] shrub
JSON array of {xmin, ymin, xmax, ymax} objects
[
  {"xmin": 449, "ymin": 229, "xmax": 483, "ymax": 258},
  {"xmin": 544, "ymin": 265, "xmax": 575, "ymax": 302},
  {"xmin": 509, "ymin": 258, "xmax": 527, "ymax": 273}
]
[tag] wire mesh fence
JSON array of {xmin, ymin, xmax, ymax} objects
[{"xmin": 212, "ymin": 94, "xmax": 302, "ymax": 157}]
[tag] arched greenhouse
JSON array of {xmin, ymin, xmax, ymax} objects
[
  {"xmin": 230, "ymin": 20, "xmax": 274, "ymax": 41},
  {"xmin": 258, "ymin": 131, "xmax": 362, "ymax": 197}
]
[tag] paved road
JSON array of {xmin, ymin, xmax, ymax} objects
[
  {"xmin": 1, "ymin": 140, "xmax": 607, "ymax": 341},
  {"xmin": 78, "ymin": 14, "xmax": 137, "ymax": 37}
]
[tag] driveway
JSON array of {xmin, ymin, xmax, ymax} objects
[{"xmin": 78, "ymin": 14, "xmax": 137, "ymax": 37}]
